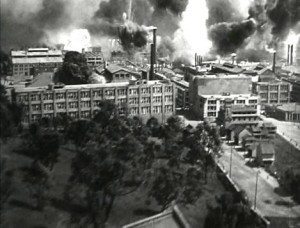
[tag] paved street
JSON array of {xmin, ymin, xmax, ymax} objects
[
  {"xmin": 261, "ymin": 116, "xmax": 300, "ymax": 150},
  {"xmin": 218, "ymin": 143, "xmax": 300, "ymax": 228}
]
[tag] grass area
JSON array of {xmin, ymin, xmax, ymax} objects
[
  {"xmin": 271, "ymin": 134, "xmax": 300, "ymax": 177},
  {"xmin": 1, "ymin": 138, "xmax": 226, "ymax": 228}
]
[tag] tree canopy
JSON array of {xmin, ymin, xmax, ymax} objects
[{"xmin": 54, "ymin": 51, "xmax": 92, "ymax": 85}]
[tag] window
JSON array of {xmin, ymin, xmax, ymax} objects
[
  {"xmin": 130, "ymin": 107, "xmax": 139, "ymax": 115},
  {"xmin": 81, "ymin": 111, "xmax": 90, "ymax": 118},
  {"xmin": 208, "ymin": 112, "xmax": 216, "ymax": 117},
  {"xmin": 141, "ymin": 107, "xmax": 150, "ymax": 114},
  {"xmin": 153, "ymin": 87, "xmax": 162, "ymax": 94},
  {"xmin": 55, "ymin": 93, "xmax": 65, "ymax": 100},
  {"xmin": 141, "ymin": 97, "xmax": 150, "ymax": 104},
  {"xmin": 165, "ymin": 105, "xmax": 173, "ymax": 113},
  {"xmin": 68, "ymin": 92, "xmax": 78, "ymax": 99},
  {"xmin": 208, "ymin": 100, "xmax": 216, "ymax": 105},
  {"xmin": 270, "ymin": 85, "xmax": 279, "ymax": 91},
  {"xmin": 93, "ymin": 90, "xmax": 103, "ymax": 98},
  {"xmin": 260, "ymin": 93, "xmax": 268, "ymax": 99},
  {"xmin": 69, "ymin": 112, "xmax": 78, "ymax": 118},
  {"xmin": 165, "ymin": 86, "xmax": 173, "ymax": 93},
  {"xmin": 43, "ymin": 93, "xmax": 53, "ymax": 100},
  {"xmin": 43, "ymin": 104, "xmax": 53, "ymax": 110},
  {"xmin": 118, "ymin": 89, "xmax": 127, "ymax": 96},
  {"xmin": 249, "ymin": 99, "xmax": 257, "ymax": 104},
  {"xmin": 118, "ymin": 98, "xmax": 127, "ymax": 104},
  {"xmin": 18, "ymin": 94, "xmax": 29, "ymax": 102},
  {"xmin": 165, "ymin": 95, "xmax": 173, "ymax": 103},
  {"xmin": 207, "ymin": 106, "xmax": 216, "ymax": 110},
  {"xmin": 69, "ymin": 102, "xmax": 78, "ymax": 109},
  {"xmin": 31, "ymin": 114, "xmax": 41, "ymax": 122},
  {"xmin": 81, "ymin": 101, "xmax": 91, "ymax": 108},
  {"xmin": 153, "ymin": 106, "xmax": 162, "ymax": 113},
  {"xmin": 81, "ymin": 91, "xmax": 90, "ymax": 98},
  {"xmin": 93, "ymin": 101, "xmax": 102, "ymax": 107},
  {"xmin": 141, "ymin": 88, "xmax": 150, "ymax": 94},
  {"xmin": 260, "ymin": 85, "xmax": 268, "ymax": 91},
  {"xmin": 281, "ymin": 85, "xmax": 289, "ymax": 91},
  {"xmin": 105, "ymin": 89, "xmax": 115, "ymax": 96},
  {"xmin": 129, "ymin": 89, "xmax": 138, "ymax": 95},
  {"xmin": 153, "ymin": 96, "xmax": 162, "ymax": 103},
  {"xmin": 57, "ymin": 102, "xmax": 66, "ymax": 110},
  {"xmin": 30, "ymin": 93, "xmax": 41, "ymax": 101},
  {"xmin": 270, "ymin": 93, "xmax": 278, "ymax": 99},
  {"xmin": 32, "ymin": 104, "xmax": 41, "ymax": 111},
  {"xmin": 129, "ymin": 98, "xmax": 139, "ymax": 105},
  {"xmin": 236, "ymin": 100, "xmax": 245, "ymax": 104}
]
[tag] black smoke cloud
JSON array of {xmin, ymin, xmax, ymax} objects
[
  {"xmin": 206, "ymin": 0, "xmax": 243, "ymax": 26},
  {"xmin": 267, "ymin": 0, "xmax": 300, "ymax": 39},
  {"xmin": 208, "ymin": 20, "xmax": 256, "ymax": 56},
  {"xmin": 150, "ymin": 0, "xmax": 188, "ymax": 15},
  {"xmin": 118, "ymin": 22, "xmax": 148, "ymax": 52},
  {"xmin": 1, "ymin": 0, "xmax": 67, "ymax": 51},
  {"xmin": 91, "ymin": 0, "xmax": 188, "ymax": 53}
]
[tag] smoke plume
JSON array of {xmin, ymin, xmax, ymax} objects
[{"xmin": 209, "ymin": 20, "xmax": 256, "ymax": 56}]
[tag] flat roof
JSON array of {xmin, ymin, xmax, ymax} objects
[
  {"xmin": 276, "ymin": 103, "xmax": 300, "ymax": 113},
  {"xmin": 14, "ymin": 80, "xmax": 170, "ymax": 93},
  {"xmin": 200, "ymin": 94, "xmax": 259, "ymax": 99},
  {"xmin": 11, "ymin": 49, "xmax": 62, "ymax": 57},
  {"xmin": 12, "ymin": 57, "xmax": 63, "ymax": 64}
]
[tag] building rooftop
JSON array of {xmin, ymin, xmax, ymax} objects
[
  {"xmin": 14, "ymin": 80, "xmax": 171, "ymax": 93},
  {"xmin": 258, "ymin": 142, "xmax": 275, "ymax": 155},
  {"xmin": 29, "ymin": 72, "xmax": 53, "ymax": 87},
  {"xmin": 12, "ymin": 57, "xmax": 63, "ymax": 64},
  {"xmin": 211, "ymin": 63, "xmax": 245, "ymax": 74},
  {"xmin": 200, "ymin": 93, "xmax": 258, "ymax": 99},
  {"xmin": 276, "ymin": 103, "xmax": 300, "ymax": 113},
  {"xmin": 123, "ymin": 205, "xmax": 190, "ymax": 228},
  {"xmin": 11, "ymin": 49, "xmax": 62, "ymax": 57}
]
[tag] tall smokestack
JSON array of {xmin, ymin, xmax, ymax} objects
[
  {"xmin": 150, "ymin": 27, "xmax": 157, "ymax": 80},
  {"xmin": 195, "ymin": 53, "xmax": 197, "ymax": 66},
  {"xmin": 287, "ymin": 45, "xmax": 290, "ymax": 65},
  {"xmin": 272, "ymin": 52, "xmax": 276, "ymax": 73},
  {"xmin": 290, "ymin": 45, "xmax": 294, "ymax": 65}
]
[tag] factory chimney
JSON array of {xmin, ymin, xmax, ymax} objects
[
  {"xmin": 290, "ymin": 45, "xmax": 294, "ymax": 65},
  {"xmin": 272, "ymin": 52, "xmax": 276, "ymax": 73},
  {"xmin": 287, "ymin": 45, "xmax": 290, "ymax": 65},
  {"xmin": 150, "ymin": 27, "xmax": 157, "ymax": 80}
]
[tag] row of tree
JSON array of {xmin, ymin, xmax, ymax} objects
[{"xmin": 4, "ymin": 99, "xmax": 264, "ymax": 227}]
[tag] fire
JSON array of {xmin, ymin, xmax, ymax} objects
[
  {"xmin": 173, "ymin": 0, "xmax": 212, "ymax": 61},
  {"xmin": 63, "ymin": 29, "xmax": 91, "ymax": 52},
  {"xmin": 285, "ymin": 31, "xmax": 300, "ymax": 46}
]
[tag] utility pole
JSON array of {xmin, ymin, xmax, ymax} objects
[
  {"xmin": 254, "ymin": 170, "xmax": 260, "ymax": 209},
  {"xmin": 229, "ymin": 145, "xmax": 233, "ymax": 178}
]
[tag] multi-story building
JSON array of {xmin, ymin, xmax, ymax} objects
[
  {"xmin": 189, "ymin": 74, "xmax": 260, "ymax": 122},
  {"xmin": 11, "ymin": 48, "xmax": 63, "ymax": 79},
  {"xmin": 224, "ymin": 104, "xmax": 260, "ymax": 127},
  {"xmin": 83, "ymin": 47, "xmax": 104, "ymax": 68},
  {"xmin": 252, "ymin": 80, "xmax": 292, "ymax": 108},
  {"xmin": 103, "ymin": 64, "xmax": 140, "ymax": 83},
  {"xmin": 172, "ymin": 79, "xmax": 189, "ymax": 110},
  {"xmin": 12, "ymin": 79, "xmax": 176, "ymax": 124},
  {"xmin": 265, "ymin": 103, "xmax": 300, "ymax": 122}
]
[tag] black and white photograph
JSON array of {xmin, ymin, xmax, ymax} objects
[{"xmin": 0, "ymin": 0, "xmax": 300, "ymax": 227}]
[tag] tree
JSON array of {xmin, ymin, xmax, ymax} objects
[
  {"xmin": 0, "ymin": 84, "xmax": 23, "ymax": 139},
  {"xmin": 204, "ymin": 192, "xmax": 264, "ymax": 228},
  {"xmin": 148, "ymin": 165, "xmax": 202, "ymax": 211},
  {"xmin": 67, "ymin": 134, "xmax": 148, "ymax": 227},
  {"xmin": 65, "ymin": 119, "xmax": 96, "ymax": 150},
  {"xmin": 54, "ymin": 51, "xmax": 92, "ymax": 85}
]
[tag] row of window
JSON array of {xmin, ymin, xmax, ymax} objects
[{"xmin": 260, "ymin": 85, "xmax": 290, "ymax": 91}]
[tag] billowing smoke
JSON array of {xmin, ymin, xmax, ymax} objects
[
  {"xmin": 209, "ymin": 20, "xmax": 256, "ymax": 55},
  {"xmin": 118, "ymin": 21, "xmax": 148, "ymax": 52},
  {"xmin": 1, "ymin": 0, "xmax": 100, "ymax": 52},
  {"xmin": 267, "ymin": 0, "xmax": 300, "ymax": 40}
]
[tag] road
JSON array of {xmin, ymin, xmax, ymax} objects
[
  {"xmin": 218, "ymin": 143, "xmax": 300, "ymax": 228},
  {"xmin": 261, "ymin": 116, "xmax": 300, "ymax": 150}
]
